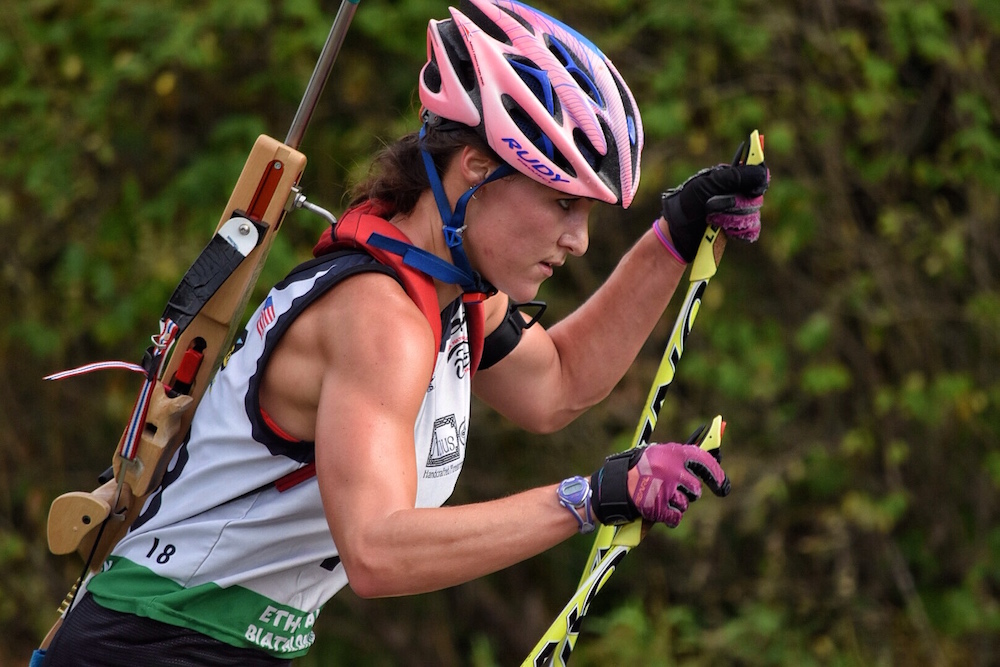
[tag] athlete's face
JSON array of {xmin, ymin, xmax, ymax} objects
[{"xmin": 464, "ymin": 173, "xmax": 594, "ymax": 302}]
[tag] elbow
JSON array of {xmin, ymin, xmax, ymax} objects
[
  {"xmin": 521, "ymin": 388, "xmax": 613, "ymax": 434},
  {"xmin": 327, "ymin": 510, "xmax": 424, "ymax": 599},
  {"xmin": 342, "ymin": 557, "xmax": 392, "ymax": 599},
  {"xmin": 339, "ymin": 542, "xmax": 408, "ymax": 599},
  {"xmin": 523, "ymin": 412, "xmax": 574, "ymax": 435},
  {"xmin": 345, "ymin": 573, "xmax": 383, "ymax": 600},
  {"xmin": 516, "ymin": 400, "xmax": 597, "ymax": 434}
]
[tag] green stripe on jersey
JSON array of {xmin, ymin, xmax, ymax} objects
[{"xmin": 87, "ymin": 556, "xmax": 320, "ymax": 658}]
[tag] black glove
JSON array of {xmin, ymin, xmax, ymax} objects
[{"xmin": 661, "ymin": 162, "xmax": 770, "ymax": 263}]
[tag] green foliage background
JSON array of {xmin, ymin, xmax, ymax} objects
[{"xmin": 2, "ymin": 0, "xmax": 999, "ymax": 664}]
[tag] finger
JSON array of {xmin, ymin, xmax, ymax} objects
[
  {"xmin": 677, "ymin": 483, "xmax": 700, "ymax": 504},
  {"xmin": 685, "ymin": 454, "xmax": 729, "ymax": 497},
  {"xmin": 688, "ymin": 461, "xmax": 731, "ymax": 497},
  {"xmin": 668, "ymin": 489, "xmax": 691, "ymax": 514},
  {"xmin": 704, "ymin": 194, "xmax": 737, "ymax": 214},
  {"xmin": 739, "ymin": 164, "xmax": 769, "ymax": 195},
  {"xmin": 714, "ymin": 474, "xmax": 732, "ymax": 497},
  {"xmin": 699, "ymin": 164, "xmax": 745, "ymax": 194},
  {"xmin": 677, "ymin": 470, "xmax": 704, "ymax": 499},
  {"xmin": 702, "ymin": 163, "xmax": 768, "ymax": 195},
  {"xmin": 707, "ymin": 210, "xmax": 761, "ymax": 243}
]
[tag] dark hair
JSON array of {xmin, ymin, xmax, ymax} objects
[{"xmin": 348, "ymin": 122, "xmax": 502, "ymax": 215}]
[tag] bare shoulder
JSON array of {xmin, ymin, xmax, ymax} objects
[
  {"xmin": 306, "ymin": 271, "xmax": 437, "ymax": 378},
  {"xmin": 260, "ymin": 271, "xmax": 438, "ymax": 441}
]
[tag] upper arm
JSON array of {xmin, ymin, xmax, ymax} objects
[
  {"xmin": 309, "ymin": 273, "xmax": 436, "ymax": 559},
  {"xmin": 473, "ymin": 298, "xmax": 578, "ymax": 433}
]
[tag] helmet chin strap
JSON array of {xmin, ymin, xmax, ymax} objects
[
  {"xmin": 367, "ymin": 124, "xmax": 513, "ymax": 294},
  {"xmin": 421, "ymin": 142, "xmax": 513, "ymax": 285}
]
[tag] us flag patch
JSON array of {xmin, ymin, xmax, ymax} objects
[{"xmin": 255, "ymin": 296, "xmax": 276, "ymax": 338}]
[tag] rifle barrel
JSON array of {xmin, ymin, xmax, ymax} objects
[{"xmin": 285, "ymin": 0, "xmax": 361, "ymax": 149}]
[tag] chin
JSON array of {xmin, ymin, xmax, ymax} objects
[{"xmin": 490, "ymin": 280, "xmax": 539, "ymax": 304}]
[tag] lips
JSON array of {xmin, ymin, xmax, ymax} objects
[{"xmin": 540, "ymin": 257, "xmax": 565, "ymax": 276}]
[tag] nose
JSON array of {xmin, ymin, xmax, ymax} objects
[{"xmin": 559, "ymin": 215, "xmax": 590, "ymax": 256}]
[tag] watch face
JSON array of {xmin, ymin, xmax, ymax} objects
[{"xmin": 560, "ymin": 476, "xmax": 588, "ymax": 505}]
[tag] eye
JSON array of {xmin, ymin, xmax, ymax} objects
[{"xmin": 557, "ymin": 198, "xmax": 577, "ymax": 211}]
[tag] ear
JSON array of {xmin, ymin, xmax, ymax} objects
[{"xmin": 457, "ymin": 145, "xmax": 498, "ymax": 186}]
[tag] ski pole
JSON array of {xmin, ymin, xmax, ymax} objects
[
  {"xmin": 523, "ymin": 130, "xmax": 765, "ymax": 666},
  {"xmin": 524, "ymin": 417, "xmax": 727, "ymax": 667}
]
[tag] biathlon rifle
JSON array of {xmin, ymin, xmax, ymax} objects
[
  {"xmin": 35, "ymin": 0, "xmax": 360, "ymax": 655},
  {"xmin": 524, "ymin": 130, "xmax": 766, "ymax": 666}
]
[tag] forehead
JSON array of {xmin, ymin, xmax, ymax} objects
[{"xmin": 493, "ymin": 170, "xmax": 592, "ymax": 201}]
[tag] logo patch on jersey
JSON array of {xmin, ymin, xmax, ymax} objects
[
  {"xmin": 446, "ymin": 307, "xmax": 471, "ymax": 379},
  {"xmin": 255, "ymin": 296, "xmax": 276, "ymax": 338},
  {"xmin": 447, "ymin": 337, "xmax": 471, "ymax": 379},
  {"xmin": 221, "ymin": 330, "xmax": 248, "ymax": 372},
  {"xmin": 426, "ymin": 414, "xmax": 463, "ymax": 468}
]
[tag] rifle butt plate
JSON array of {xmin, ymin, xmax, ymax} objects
[{"xmin": 47, "ymin": 491, "xmax": 111, "ymax": 555}]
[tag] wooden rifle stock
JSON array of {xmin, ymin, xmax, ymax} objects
[
  {"xmin": 39, "ymin": 0, "xmax": 360, "ymax": 653},
  {"xmin": 46, "ymin": 136, "xmax": 306, "ymax": 562}
]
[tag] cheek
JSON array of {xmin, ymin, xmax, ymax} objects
[
  {"xmin": 476, "ymin": 240, "xmax": 501, "ymax": 266},
  {"xmin": 488, "ymin": 227, "xmax": 537, "ymax": 271},
  {"xmin": 471, "ymin": 213, "xmax": 520, "ymax": 261},
  {"xmin": 467, "ymin": 227, "xmax": 523, "ymax": 289},
  {"xmin": 478, "ymin": 233, "xmax": 528, "ymax": 281}
]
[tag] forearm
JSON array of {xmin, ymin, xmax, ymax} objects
[
  {"xmin": 336, "ymin": 485, "xmax": 577, "ymax": 598},
  {"xmin": 476, "ymin": 222, "xmax": 685, "ymax": 432},
  {"xmin": 547, "ymin": 221, "xmax": 684, "ymax": 404}
]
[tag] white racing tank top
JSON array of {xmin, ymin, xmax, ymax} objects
[{"xmin": 85, "ymin": 251, "xmax": 474, "ymax": 658}]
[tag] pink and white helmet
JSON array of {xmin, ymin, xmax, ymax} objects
[{"xmin": 419, "ymin": 0, "xmax": 644, "ymax": 208}]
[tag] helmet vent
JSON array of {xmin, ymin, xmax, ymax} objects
[
  {"xmin": 503, "ymin": 94, "xmax": 577, "ymax": 179},
  {"xmin": 573, "ymin": 128, "xmax": 601, "ymax": 171},
  {"xmin": 460, "ymin": 0, "xmax": 517, "ymax": 44},
  {"xmin": 439, "ymin": 20, "xmax": 479, "ymax": 93},
  {"xmin": 423, "ymin": 53, "xmax": 443, "ymax": 94},
  {"xmin": 495, "ymin": 4, "xmax": 536, "ymax": 36},
  {"xmin": 546, "ymin": 36, "xmax": 604, "ymax": 107},
  {"xmin": 570, "ymin": 70, "xmax": 602, "ymax": 107},
  {"xmin": 506, "ymin": 98, "xmax": 543, "ymax": 146},
  {"xmin": 508, "ymin": 56, "xmax": 562, "ymax": 122},
  {"xmin": 608, "ymin": 67, "xmax": 641, "ymax": 168}
]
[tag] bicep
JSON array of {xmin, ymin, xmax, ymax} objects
[
  {"xmin": 473, "ymin": 318, "xmax": 572, "ymax": 433},
  {"xmin": 310, "ymin": 276, "xmax": 436, "ymax": 546}
]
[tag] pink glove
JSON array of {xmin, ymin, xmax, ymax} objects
[{"xmin": 590, "ymin": 442, "xmax": 730, "ymax": 528}]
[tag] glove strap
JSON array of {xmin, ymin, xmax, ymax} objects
[
  {"xmin": 651, "ymin": 219, "xmax": 687, "ymax": 265},
  {"xmin": 591, "ymin": 450, "xmax": 641, "ymax": 525}
]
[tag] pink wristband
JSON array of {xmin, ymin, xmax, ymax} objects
[{"xmin": 651, "ymin": 219, "xmax": 687, "ymax": 265}]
